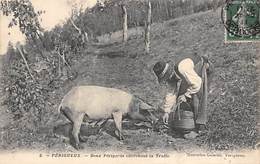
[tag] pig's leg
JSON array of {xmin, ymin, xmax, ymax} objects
[
  {"xmin": 98, "ymin": 119, "xmax": 109, "ymax": 134},
  {"xmin": 60, "ymin": 107, "xmax": 74, "ymax": 123},
  {"xmin": 95, "ymin": 119, "xmax": 107, "ymax": 127},
  {"xmin": 112, "ymin": 111, "xmax": 124, "ymax": 140},
  {"xmin": 72, "ymin": 113, "xmax": 84, "ymax": 150},
  {"xmin": 129, "ymin": 112, "xmax": 147, "ymax": 122},
  {"xmin": 79, "ymin": 135, "xmax": 87, "ymax": 143}
]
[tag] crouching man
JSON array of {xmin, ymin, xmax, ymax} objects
[{"xmin": 153, "ymin": 54, "xmax": 213, "ymax": 139}]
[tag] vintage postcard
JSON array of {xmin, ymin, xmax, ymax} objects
[{"xmin": 0, "ymin": 0, "xmax": 259, "ymax": 164}]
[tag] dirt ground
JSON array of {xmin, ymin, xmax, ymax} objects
[{"xmin": 0, "ymin": 9, "xmax": 258, "ymax": 153}]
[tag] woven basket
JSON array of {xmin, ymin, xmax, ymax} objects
[{"xmin": 172, "ymin": 104, "xmax": 195, "ymax": 131}]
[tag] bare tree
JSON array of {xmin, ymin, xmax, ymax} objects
[
  {"xmin": 69, "ymin": 18, "xmax": 89, "ymax": 43},
  {"xmin": 212, "ymin": 0, "xmax": 218, "ymax": 11},
  {"xmin": 16, "ymin": 43, "xmax": 36, "ymax": 82},
  {"xmin": 145, "ymin": 0, "xmax": 151, "ymax": 54},
  {"xmin": 121, "ymin": 4, "xmax": 128, "ymax": 42},
  {"xmin": 69, "ymin": 6, "xmax": 89, "ymax": 44},
  {"xmin": 191, "ymin": 0, "xmax": 195, "ymax": 14}
]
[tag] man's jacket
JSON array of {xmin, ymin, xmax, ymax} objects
[{"xmin": 162, "ymin": 54, "xmax": 214, "ymax": 125}]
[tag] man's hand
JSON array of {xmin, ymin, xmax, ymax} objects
[
  {"xmin": 177, "ymin": 94, "xmax": 187, "ymax": 103},
  {"xmin": 162, "ymin": 112, "xmax": 169, "ymax": 124}
]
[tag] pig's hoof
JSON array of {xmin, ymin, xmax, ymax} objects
[
  {"xmin": 115, "ymin": 130, "xmax": 124, "ymax": 140},
  {"xmin": 98, "ymin": 128, "xmax": 104, "ymax": 134},
  {"xmin": 79, "ymin": 144, "xmax": 84, "ymax": 149},
  {"xmin": 119, "ymin": 136, "xmax": 124, "ymax": 141},
  {"xmin": 183, "ymin": 131, "xmax": 198, "ymax": 140},
  {"xmin": 119, "ymin": 134, "xmax": 125, "ymax": 140},
  {"xmin": 79, "ymin": 136, "xmax": 88, "ymax": 142},
  {"xmin": 75, "ymin": 143, "xmax": 84, "ymax": 150}
]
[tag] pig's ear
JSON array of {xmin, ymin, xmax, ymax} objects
[{"xmin": 129, "ymin": 96, "xmax": 140, "ymax": 113}]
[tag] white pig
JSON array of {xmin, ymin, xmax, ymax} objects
[{"xmin": 58, "ymin": 85, "xmax": 157, "ymax": 149}]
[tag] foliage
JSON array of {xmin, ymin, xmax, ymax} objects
[
  {"xmin": 1, "ymin": 0, "xmax": 84, "ymax": 125},
  {"xmin": 0, "ymin": 0, "xmax": 43, "ymax": 39},
  {"xmin": 4, "ymin": 45, "xmax": 45, "ymax": 122}
]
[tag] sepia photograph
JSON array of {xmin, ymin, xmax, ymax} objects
[{"xmin": 0, "ymin": 0, "xmax": 259, "ymax": 163}]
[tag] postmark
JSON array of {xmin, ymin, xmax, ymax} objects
[{"xmin": 221, "ymin": 0, "xmax": 260, "ymax": 42}]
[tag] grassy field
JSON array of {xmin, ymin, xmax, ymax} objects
[{"xmin": 0, "ymin": 9, "xmax": 258, "ymax": 153}]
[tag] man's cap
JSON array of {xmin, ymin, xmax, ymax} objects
[{"xmin": 153, "ymin": 61, "xmax": 173, "ymax": 83}]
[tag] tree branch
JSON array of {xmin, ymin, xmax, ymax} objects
[
  {"xmin": 121, "ymin": 4, "xmax": 128, "ymax": 42},
  {"xmin": 69, "ymin": 18, "xmax": 81, "ymax": 34},
  {"xmin": 145, "ymin": 0, "xmax": 151, "ymax": 54},
  {"xmin": 16, "ymin": 44, "xmax": 36, "ymax": 82},
  {"xmin": 55, "ymin": 50, "xmax": 72, "ymax": 70}
]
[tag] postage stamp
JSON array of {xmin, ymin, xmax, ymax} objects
[{"xmin": 221, "ymin": 0, "xmax": 260, "ymax": 42}]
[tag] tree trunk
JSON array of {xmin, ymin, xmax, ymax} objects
[
  {"xmin": 70, "ymin": 18, "xmax": 89, "ymax": 43},
  {"xmin": 84, "ymin": 32, "xmax": 89, "ymax": 42},
  {"xmin": 145, "ymin": 0, "xmax": 151, "ymax": 54},
  {"xmin": 190, "ymin": 0, "xmax": 195, "ymax": 14},
  {"xmin": 58, "ymin": 55, "xmax": 61, "ymax": 77},
  {"xmin": 165, "ymin": 1, "xmax": 169, "ymax": 19},
  {"xmin": 31, "ymin": 36, "xmax": 46, "ymax": 60},
  {"xmin": 16, "ymin": 44, "xmax": 36, "ymax": 82},
  {"xmin": 62, "ymin": 53, "xmax": 67, "ymax": 77},
  {"xmin": 213, "ymin": 0, "xmax": 219, "ymax": 11},
  {"xmin": 121, "ymin": 4, "xmax": 128, "ymax": 42}
]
